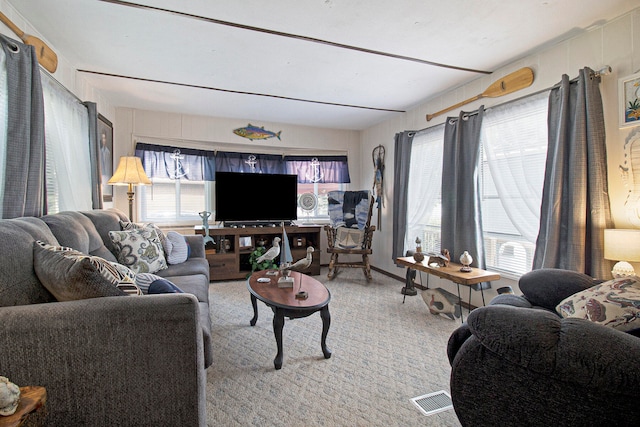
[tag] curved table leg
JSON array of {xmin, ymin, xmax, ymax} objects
[
  {"xmin": 320, "ymin": 305, "xmax": 332, "ymax": 359},
  {"xmin": 273, "ymin": 309, "xmax": 285, "ymax": 370},
  {"xmin": 250, "ymin": 294, "xmax": 258, "ymax": 326}
]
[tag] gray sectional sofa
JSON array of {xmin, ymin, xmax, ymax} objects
[{"xmin": 0, "ymin": 209, "xmax": 211, "ymax": 426}]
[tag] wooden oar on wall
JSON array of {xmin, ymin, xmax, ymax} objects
[
  {"xmin": 0, "ymin": 11, "xmax": 58, "ymax": 73},
  {"xmin": 426, "ymin": 67, "xmax": 534, "ymax": 121}
]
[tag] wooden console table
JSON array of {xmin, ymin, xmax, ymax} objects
[
  {"xmin": 396, "ymin": 256, "xmax": 501, "ymax": 322},
  {"xmin": 196, "ymin": 225, "xmax": 321, "ymax": 281}
]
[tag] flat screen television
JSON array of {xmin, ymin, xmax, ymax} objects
[{"xmin": 214, "ymin": 172, "xmax": 298, "ymax": 225}]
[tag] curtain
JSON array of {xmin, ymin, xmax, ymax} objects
[
  {"xmin": 41, "ymin": 72, "xmax": 92, "ymax": 213},
  {"xmin": 481, "ymin": 90, "xmax": 549, "ymax": 243},
  {"xmin": 441, "ymin": 107, "xmax": 486, "ymax": 289},
  {"xmin": 215, "ymin": 151, "xmax": 285, "ymax": 174},
  {"xmin": 284, "ymin": 155, "xmax": 350, "ymax": 183},
  {"xmin": 85, "ymin": 102, "xmax": 102, "ymax": 209},
  {"xmin": 533, "ymin": 67, "xmax": 613, "ymax": 278},
  {"xmin": 392, "ymin": 131, "xmax": 415, "ymax": 264},
  {"xmin": 136, "ymin": 143, "xmax": 216, "ymax": 181},
  {"xmin": 405, "ymin": 126, "xmax": 445, "ymax": 253},
  {"xmin": 0, "ymin": 35, "xmax": 45, "ymax": 218}
]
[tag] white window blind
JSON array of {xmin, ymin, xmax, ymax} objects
[
  {"xmin": 480, "ymin": 90, "xmax": 549, "ymax": 276},
  {"xmin": 41, "ymin": 72, "xmax": 92, "ymax": 213},
  {"xmin": 406, "ymin": 125, "xmax": 445, "ymax": 254}
]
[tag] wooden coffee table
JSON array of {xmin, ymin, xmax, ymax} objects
[{"xmin": 248, "ymin": 270, "xmax": 332, "ymax": 369}]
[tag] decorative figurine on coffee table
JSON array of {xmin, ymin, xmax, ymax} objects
[{"xmin": 460, "ymin": 250, "xmax": 473, "ymax": 272}]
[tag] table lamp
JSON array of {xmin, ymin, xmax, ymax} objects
[
  {"xmin": 604, "ymin": 229, "xmax": 640, "ymax": 278},
  {"xmin": 108, "ymin": 156, "xmax": 151, "ymax": 221}
]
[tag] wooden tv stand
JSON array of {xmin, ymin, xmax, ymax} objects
[{"xmin": 195, "ymin": 225, "xmax": 322, "ymax": 281}]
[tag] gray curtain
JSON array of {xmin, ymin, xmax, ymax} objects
[
  {"xmin": 441, "ymin": 107, "xmax": 487, "ymax": 289},
  {"xmin": 1, "ymin": 35, "xmax": 45, "ymax": 218},
  {"xmin": 533, "ymin": 67, "xmax": 613, "ymax": 278},
  {"xmin": 392, "ymin": 131, "xmax": 415, "ymax": 265},
  {"xmin": 85, "ymin": 102, "xmax": 103, "ymax": 209}
]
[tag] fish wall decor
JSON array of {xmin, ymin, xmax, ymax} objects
[{"xmin": 233, "ymin": 124, "xmax": 282, "ymax": 141}]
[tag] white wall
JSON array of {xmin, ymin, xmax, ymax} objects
[
  {"xmin": 361, "ymin": 7, "xmax": 640, "ymax": 305},
  {"xmin": 114, "ymin": 107, "xmax": 361, "ymax": 265}
]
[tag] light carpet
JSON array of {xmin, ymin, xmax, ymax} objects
[{"xmin": 206, "ymin": 267, "xmax": 464, "ymax": 426}]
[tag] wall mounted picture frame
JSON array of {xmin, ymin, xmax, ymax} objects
[
  {"xmin": 98, "ymin": 114, "xmax": 114, "ymax": 202},
  {"xmin": 619, "ymin": 71, "xmax": 640, "ymax": 128}
]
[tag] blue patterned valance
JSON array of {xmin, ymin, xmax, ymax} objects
[{"xmin": 135, "ymin": 143, "xmax": 350, "ymax": 183}]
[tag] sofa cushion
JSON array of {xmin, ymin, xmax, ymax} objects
[
  {"xmin": 41, "ymin": 211, "xmax": 117, "ymax": 262},
  {"xmin": 518, "ymin": 268, "xmax": 595, "ymax": 310},
  {"xmin": 81, "ymin": 209, "xmax": 129, "ymax": 256},
  {"xmin": 109, "ymin": 228, "xmax": 168, "ymax": 274},
  {"xmin": 556, "ymin": 276, "xmax": 640, "ymax": 332},
  {"xmin": 33, "ymin": 242, "xmax": 127, "ymax": 301},
  {"xmin": 165, "ymin": 231, "xmax": 189, "ymax": 264},
  {"xmin": 0, "ymin": 217, "xmax": 59, "ymax": 307}
]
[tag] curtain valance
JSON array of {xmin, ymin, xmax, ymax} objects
[{"xmin": 135, "ymin": 143, "xmax": 350, "ymax": 183}]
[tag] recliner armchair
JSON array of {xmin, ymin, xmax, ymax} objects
[{"xmin": 447, "ymin": 268, "xmax": 640, "ymax": 426}]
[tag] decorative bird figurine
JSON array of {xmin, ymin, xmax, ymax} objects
[
  {"xmin": 283, "ymin": 247, "xmax": 314, "ymax": 272},
  {"xmin": 256, "ymin": 237, "xmax": 281, "ymax": 264}
]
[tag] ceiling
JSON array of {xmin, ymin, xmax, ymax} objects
[{"xmin": 7, "ymin": 0, "xmax": 639, "ymax": 130}]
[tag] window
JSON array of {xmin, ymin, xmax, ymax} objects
[
  {"xmin": 406, "ymin": 91, "xmax": 549, "ymax": 277},
  {"xmin": 480, "ymin": 91, "xmax": 549, "ymax": 276},
  {"xmin": 406, "ymin": 125, "xmax": 445, "ymax": 254},
  {"xmin": 297, "ymin": 182, "xmax": 343, "ymax": 220},
  {"xmin": 41, "ymin": 72, "xmax": 93, "ymax": 213},
  {"xmin": 137, "ymin": 144, "xmax": 348, "ymax": 225},
  {"xmin": 140, "ymin": 179, "xmax": 211, "ymax": 225}
]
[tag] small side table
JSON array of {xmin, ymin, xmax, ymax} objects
[{"xmin": 0, "ymin": 386, "xmax": 47, "ymax": 427}]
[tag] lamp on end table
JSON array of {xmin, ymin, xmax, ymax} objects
[
  {"xmin": 108, "ymin": 156, "xmax": 151, "ymax": 221},
  {"xmin": 604, "ymin": 229, "xmax": 640, "ymax": 278}
]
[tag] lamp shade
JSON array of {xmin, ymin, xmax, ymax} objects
[
  {"xmin": 604, "ymin": 229, "xmax": 640, "ymax": 262},
  {"xmin": 108, "ymin": 156, "xmax": 152, "ymax": 186}
]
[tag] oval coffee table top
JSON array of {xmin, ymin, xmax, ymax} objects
[{"xmin": 247, "ymin": 270, "xmax": 330, "ymax": 310}]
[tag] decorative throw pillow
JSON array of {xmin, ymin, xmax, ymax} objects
[
  {"xmin": 148, "ymin": 278, "xmax": 184, "ymax": 294},
  {"xmin": 164, "ymin": 231, "xmax": 189, "ymax": 265},
  {"xmin": 36, "ymin": 241, "xmax": 136, "ymax": 286},
  {"xmin": 109, "ymin": 228, "xmax": 168, "ymax": 274},
  {"xmin": 120, "ymin": 220, "xmax": 168, "ymax": 255},
  {"xmin": 556, "ymin": 275, "xmax": 640, "ymax": 332},
  {"xmin": 335, "ymin": 226, "xmax": 365, "ymax": 249},
  {"xmin": 134, "ymin": 272, "xmax": 163, "ymax": 294},
  {"xmin": 33, "ymin": 242, "xmax": 126, "ymax": 301}
]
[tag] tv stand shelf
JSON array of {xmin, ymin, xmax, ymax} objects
[{"xmin": 195, "ymin": 225, "xmax": 322, "ymax": 281}]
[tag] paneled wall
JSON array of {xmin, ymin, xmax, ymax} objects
[{"xmin": 361, "ymin": 7, "xmax": 640, "ymax": 304}]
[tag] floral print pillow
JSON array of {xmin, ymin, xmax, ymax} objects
[
  {"xmin": 109, "ymin": 227, "xmax": 168, "ymax": 274},
  {"xmin": 556, "ymin": 276, "xmax": 640, "ymax": 332}
]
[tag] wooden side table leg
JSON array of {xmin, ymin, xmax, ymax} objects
[{"xmin": 273, "ymin": 309, "xmax": 285, "ymax": 370}]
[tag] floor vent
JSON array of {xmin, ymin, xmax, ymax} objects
[{"xmin": 410, "ymin": 390, "xmax": 453, "ymax": 416}]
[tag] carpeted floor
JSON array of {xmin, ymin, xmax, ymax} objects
[{"xmin": 206, "ymin": 267, "xmax": 464, "ymax": 426}]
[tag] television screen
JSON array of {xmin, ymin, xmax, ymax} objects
[{"xmin": 215, "ymin": 172, "xmax": 298, "ymax": 224}]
